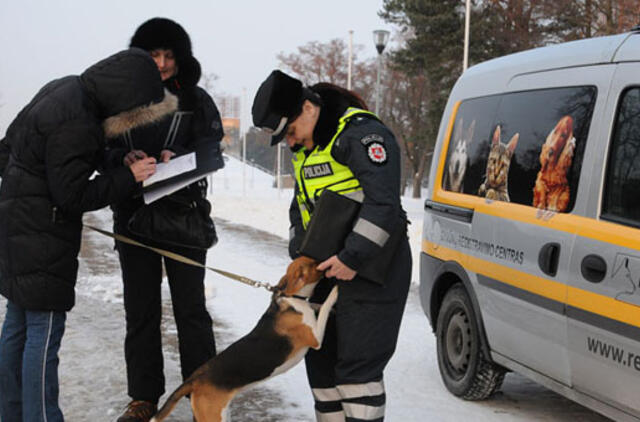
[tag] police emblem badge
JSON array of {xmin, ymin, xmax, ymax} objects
[{"xmin": 367, "ymin": 142, "xmax": 387, "ymax": 164}]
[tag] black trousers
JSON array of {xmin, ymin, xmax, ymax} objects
[
  {"xmin": 115, "ymin": 237, "xmax": 216, "ymax": 403},
  {"xmin": 305, "ymin": 238, "xmax": 411, "ymax": 422}
]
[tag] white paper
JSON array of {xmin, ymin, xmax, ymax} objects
[
  {"xmin": 143, "ymin": 152, "xmax": 196, "ymax": 187},
  {"xmin": 143, "ymin": 174, "xmax": 207, "ymax": 204}
]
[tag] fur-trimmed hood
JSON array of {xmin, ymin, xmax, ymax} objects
[
  {"xmin": 80, "ymin": 48, "xmax": 165, "ymax": 117},
  {"xmin": 80, "ymin": 48, "xmax": 177, "ymax": 138},
  {"xmin": 103, "ymin": 89, "xmax": 178, "ymax": 138}
]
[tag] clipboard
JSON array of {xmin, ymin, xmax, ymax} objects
[{"xmin": 141, "ymin": 146, "xmax": 224, "ymax": 194}]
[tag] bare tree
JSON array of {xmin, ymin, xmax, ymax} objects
[
  {"xmin": 200, "ymin": 72, "xmax": 219, "ymax": 96},
  {"xmin": 277, "ymin": 38, "xmax": 376, "ymax": 104},
  {"xmin": 278, "ymin": 37, "xmax": 435, "ymax": 197},
  {"xmin": 278, "ymin": 39, "xmax": 353, "ymax": 85},
  {"xmin": 379, "ymin": 65, "xmax": 433, "ymax": 197}
]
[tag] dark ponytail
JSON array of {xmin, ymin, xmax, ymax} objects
[
  {"xmin": 309, "ymin": 83, "xmax": 368, "ymax": 110},
  {"xmin": 310, "ymin": 83, "xmax": 369, "ymax": 148}
]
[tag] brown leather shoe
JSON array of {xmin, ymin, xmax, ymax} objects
[{"xmin": 116, "ymin": 400, "xmax": 157, "ymax": 422}]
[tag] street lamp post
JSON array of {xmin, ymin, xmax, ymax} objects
[
  {"xmin": 463, "ymin": 0, "xmax": 471, "ymax": 71},
  {"xmin": 373, "ymin": 29, "xmax": 390, "ymax": 116},
  {"xmin": 348, "ymin": 30, "xmax": 354, "ymax": 90}
]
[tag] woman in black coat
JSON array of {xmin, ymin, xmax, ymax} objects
[
  {"xmin": 103, "ymin": 18, "xmax": 225, "ymax": 422},
  {"xmin": 0, "ymin": 48, "xmax": 173, "ymax": 422}
]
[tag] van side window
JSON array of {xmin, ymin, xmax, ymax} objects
[
  {"xmin": 602, "ymin": 88, "xmax": 640, "ymax": 228},
  {"xmin": 443, "ymin": 87, "xmax": 596, "ymax": 213},
  {"xmin": 442, "ymin": 96, "xmax": 501, "ymax": 195}
]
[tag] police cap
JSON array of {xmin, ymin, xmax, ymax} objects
[{"xmin": 252, "ymin": 70, "xmax": 305, "ymax": 145}]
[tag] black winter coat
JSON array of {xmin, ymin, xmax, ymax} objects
[
  {"xmin": 0, "ymin": 48, "xmax": 177, "ymax": 311},
  {"xmin": 103, "ymin": 77, "xmax": 224, "ymax": 232}
]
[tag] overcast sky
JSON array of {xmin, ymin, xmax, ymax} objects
[{"xmin": 0, "ymin": 0, "xmax": 390, "ymax": 136}]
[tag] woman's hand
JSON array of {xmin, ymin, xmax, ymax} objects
[
  {"xmin": 123, "ymin": 150, "xmax": 147, "ymax": 167},
  {"xmin": 129, "ymin": 157, "xmax": 157, "ymax": 182},
  {"xmin": 159, "ymin": 149, "xmax": 176, "ymax": 163},
  {"xmin": 317, "ymin": 255, "xmax": 356, "ymax": 281}
]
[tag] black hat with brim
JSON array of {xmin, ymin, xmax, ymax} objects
[{"xmin": 252, "ymin": 70, "xmax": 304, "ymax": 145}]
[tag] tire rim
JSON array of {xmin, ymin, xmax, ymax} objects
[{"xmin": 445, "ymin": 309, "xmax": 471, "ymax": 376}]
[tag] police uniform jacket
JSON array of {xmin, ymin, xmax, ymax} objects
[
  {"xmin": 0, "ymin": 49, "xmax": 175, "ymax": 311},
  {"xmin": 289, "ymin": 111, "xmax": 407, "ymax": 281}
]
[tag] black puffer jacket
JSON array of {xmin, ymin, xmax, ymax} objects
[{"xmin": 0, "ymin": 48, "xmax": 177, "ymax": 311}]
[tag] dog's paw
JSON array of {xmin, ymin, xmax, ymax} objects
[{"xmin": 326, "ymin": 285, "xmax": 339, "ymax": 306}]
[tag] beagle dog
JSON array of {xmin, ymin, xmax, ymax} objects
[{"xmin": 150, "ymin": 256, "xmax": 336, "ymax": 422}]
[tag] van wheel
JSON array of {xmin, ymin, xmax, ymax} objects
[{"xmin": 436, "ymin": 284, "xmax": 505, "ymax": 400}]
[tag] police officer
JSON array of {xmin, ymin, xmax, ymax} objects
[{"xmin": 252, "ymin": 70, "xmax": 411, "ymax": 422}]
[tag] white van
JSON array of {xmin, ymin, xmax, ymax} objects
[{"xmin": 420, "ymin": 30, "xmax": 640, "ymax": 421}]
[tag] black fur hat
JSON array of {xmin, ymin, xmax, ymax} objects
[{"xmin": 130, "ymin": 17, "xmax": 201, "ymax": 88}]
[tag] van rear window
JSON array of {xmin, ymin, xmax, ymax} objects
[
  {"xmin": 442, "ymin": 86, "xmax": 596, "ymax": 213},
  {"xmin": 602, "ymin": 87, "xmax": 640, "ymax": 228}
]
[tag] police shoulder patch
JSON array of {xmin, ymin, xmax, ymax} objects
[
  {"xmin": 360, "ymin": 133, "xmax": 384, "ymax": 146},
  {"xmin": 367, "ymin": 142, "xmax": 387, "ymax": 164}
]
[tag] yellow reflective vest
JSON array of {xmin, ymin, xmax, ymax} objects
[{"xmin": 293, "ymin": 107, "xmax": 378, "ymax": 228}]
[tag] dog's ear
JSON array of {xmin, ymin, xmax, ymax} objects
[
  {"xmin": 276, "ymin": 275, "xmax": 288, "ymax": 290},
  {"xmin": 301, "ymin": 259, "xmax": 324, "ymax": 285},
  {"xmin": 467, "ymin": 120, "xmax": 476, "ymax": 142},
  {"xmin": 279, "ymin": 256, "xmax": 323, "ymax": 296},
  {"xmin": 454, "ymin": 118, "xmax": 463, "ymax": 142}
]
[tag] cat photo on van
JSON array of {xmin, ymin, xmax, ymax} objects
[
  {"xmin": 533, "ymin": 115, "xmax": 576, "ymax": 212},
  {"xmin": 478, "ymin": 125, "xmax": 519, "ymax": 202},
  {"xmin": 444, "ymin": 118, "xmax": 475, "ymax": 193}
]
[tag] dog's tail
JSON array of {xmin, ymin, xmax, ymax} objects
[{"xmin": 150, "ymin": 381, "xmax": 194, "ymax": 422}]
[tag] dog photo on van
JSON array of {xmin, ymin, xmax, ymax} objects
[
  {"xmin": 532, "ymin": 115, "xmax": 576, "ymax": 212},
  {"xmin": 444, "ymin": 118, "xmax": 475, "ymax": 192},
  {"xmin": 478, "ymin": 125, "xmax": 519, "ymax": 202}
]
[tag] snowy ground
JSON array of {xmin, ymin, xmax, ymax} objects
[{"xmin": 0, "ymin": 155, "xmax": 609, "ymax": 421}]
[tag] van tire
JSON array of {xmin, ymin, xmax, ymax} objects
[{"xmin": 436, "ymin": 284, "xmax": 505, "ymax": 400}]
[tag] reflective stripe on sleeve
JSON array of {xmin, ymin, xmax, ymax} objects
[
  {"xmin": 342, "ymin": 402, "xmax": 385, "ymax": 420},
  {"xmin": 352, "ymin": 218, "xmax": 389, "ymax": 247},
  {"xmin": 316, "ymin": 410, "xmax": 346, "ymax": 422},
  {"xmin": 336, "ymin": 380, "xmax": 385, "ymax": 399},
  {"xmin": 343, "ymin": 190, "xmax": 365, "ymax": 203},
  {"xmin": 313, "ymin": 387, "xmax": 342, "ymax": 402},
  {"xmin": 289, "ymin": 227, "xmax": 296, "ymax": 241}
]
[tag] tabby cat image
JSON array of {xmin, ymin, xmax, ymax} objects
[{"xmin": 478, "ymin": 125, "xmax": 519, "ymax": 202}]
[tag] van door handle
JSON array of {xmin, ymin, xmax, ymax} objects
[
  {"xmin": 581, "ymin": 254, "xmax": 607, "ymax": 283},
  {"xmin": 538, "ymin": 243, "xmax": 560, "ymax": 277}
]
